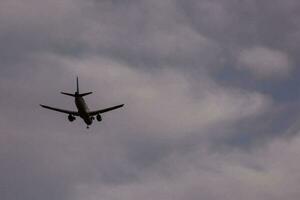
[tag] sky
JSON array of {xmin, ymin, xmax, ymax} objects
[{"xmin": 0, "ymin": 0, "xmax": 300, "ymax": 199}]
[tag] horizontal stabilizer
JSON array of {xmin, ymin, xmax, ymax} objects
[
  {"xmin": 61, "ymin": 92, "xmax": 76, "ymax": 97},
  {"xmin": 79, "ymin": 92, "xmax": 93, "ymax": 97}
]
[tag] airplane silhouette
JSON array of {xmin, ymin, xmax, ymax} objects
[{"xmin": 40, "ymin": 77, "xmax": 124, "ymax": 129}]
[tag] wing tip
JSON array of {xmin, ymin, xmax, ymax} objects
[
  {"xmin": 40, "ymin": 104, "xmax": 49, "ymax": 109},
  {"xmin": 117, "ymin": 104, "xmax": 125, "ymax": 109}
]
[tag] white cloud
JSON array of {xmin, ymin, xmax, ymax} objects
[
  {"xmin": 69, "ymin": 134, "xmax": 300, "ymax": 200},
  {"xmin": 58, "ymin": 55, "xmax": 272, "ymax": 138},
  {"xmin": 237, "ymin": 46, "xmax": 292, "ymax": 79}
]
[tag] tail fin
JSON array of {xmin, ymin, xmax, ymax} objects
[
  {"xmin": 76, "ymin": 76, "xmax": 79, "ymax": 93},
  {"xmin": 61, "ymin": 77, "xmax": 92, "ymax": 97}
]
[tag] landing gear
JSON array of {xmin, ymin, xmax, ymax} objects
[
  {"xmin": 68, "ymin": 114, "xmax": 76, "ymax": 122},
  {"xmin": 96, "ymin": 114, "xmax": 102, "ymax": 122},
  {"xmin": 86, "ymin": 126, "xmax": 90, "ymax": 129}
]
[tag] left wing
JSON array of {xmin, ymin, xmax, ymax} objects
[
  {"xmin": 89, "ymin": 104, "xmax": 124, "ymax": 116},
  {"xmin": 40, "ymin": 104, "xmax": 79, "ymax": 116}
]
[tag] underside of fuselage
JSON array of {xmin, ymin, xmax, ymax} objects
[{"xmin": 75, "ymin": 96, "xmax": 93, "ymax": 127}]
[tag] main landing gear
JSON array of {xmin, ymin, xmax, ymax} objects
[
  {"xmin": 68, "ymin": 114, "xmax": 76, "ymax": 122},
  {"xmin": 96, "ymin": 114, "xmax": 102, "ymax": 122}
]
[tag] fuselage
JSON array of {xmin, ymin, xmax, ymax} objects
[{"xmin": 75, "ymin": 96, "xmax": 92, "ymax": 125}]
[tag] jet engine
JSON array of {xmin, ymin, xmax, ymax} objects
[
  {"xmin": 96, "ymin": 114, "xmax": 102, "ymax": 122},
  {"xmin": 68, "ymin": 114, "xmax": 76, "ymax": 122}
]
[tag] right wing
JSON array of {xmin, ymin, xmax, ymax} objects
[
  {"xmin": 89, "ymin": 104, "xmax": 124, "ymax": 116},
  {"xmin": 40, "ymin": 104, "xmax": 79, "ymax": 116}
]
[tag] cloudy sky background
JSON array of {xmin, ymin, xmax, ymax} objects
[{"xmin": 0, "ymin": 0, "xmax": 300, "ymax": 199}]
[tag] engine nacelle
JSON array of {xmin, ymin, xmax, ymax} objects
[
  {"xmin": 68, "ymin": 114, "xmax": 76, "ymax": 122},
  {"xmin": 96, "ymin": 114, "xmax": 102, "ymax": 122}
]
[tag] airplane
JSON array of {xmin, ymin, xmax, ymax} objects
[{"xmin": 40, "ymin": 77, "xmax": 124, "ymax": 129}]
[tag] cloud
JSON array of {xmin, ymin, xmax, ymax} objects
[
  {"xmin": 0, "ymin": 0, "xmax": 300, "ymax": 200},
  {"xmin": 69, "ymin": 134, "xmax": 300, "ymax": 200},
  {"xmin": 0, "ymin": 53, "xmax": 274, "ymax": 199},
  {"xmin": 237, "ymin": 47, "xmax": 292, "ymax": 79},
  {"xmin": 78, "ymin": 0, "xmax": 221, "ymax": 68},
  {"xmin": 59, "ymin": 55, "xmax": 272, "ymax": 137}
]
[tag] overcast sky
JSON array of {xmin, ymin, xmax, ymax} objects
[{"xmin": 1, "ymin": 0, "xmax": 300, "ymax": 199}]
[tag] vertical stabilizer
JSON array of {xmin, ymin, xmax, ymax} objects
[{"xmin": 76, "ymin": 76, "xmax": 79, "ymax": 93}]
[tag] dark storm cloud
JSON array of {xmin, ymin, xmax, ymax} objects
[{"xmin": 1, "ymin": 0, "xmax": 300, "ymax": 200}]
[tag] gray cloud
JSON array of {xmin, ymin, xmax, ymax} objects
[
  {"xmin": 0, "ymin": 0, "xmax": 300, "ymax": 200},
  {"xmin": 237, "ymin": 46, "xmax": 293, "ymax": 79},
  {"xmin": 68, "ymin": 135, "xmax": 300, "ymax": 200}
]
